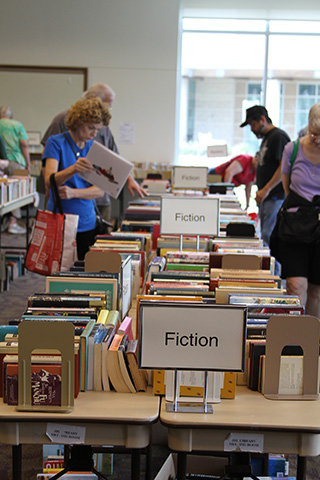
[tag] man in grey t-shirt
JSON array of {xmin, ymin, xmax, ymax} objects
[{"xmin": 41, "ymin": 83, "xmax": 146, "ymax": 221}]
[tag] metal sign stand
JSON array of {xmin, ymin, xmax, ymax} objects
[{"xmin": 166, "ymin": 369, "xmax": 214, "ymax": 414}]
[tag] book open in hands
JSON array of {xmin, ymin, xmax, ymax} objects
[{"xmin": 80, "ymin": 141, "xmax": 133, "ymax": 198}]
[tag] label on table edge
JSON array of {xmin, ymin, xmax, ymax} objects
[
  {"xmin": 46, "ymin": 423, "xmax": 86, "ymax": 444},
  {"xmin": 224, "ymin": 433, "xmax": 264, "ymax": 452}
]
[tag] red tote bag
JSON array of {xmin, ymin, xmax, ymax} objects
[{"xmin": 25, "ymin": 209, "xmax": 65, "ymax": 275}]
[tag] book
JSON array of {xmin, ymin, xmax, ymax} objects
[
  {"xmin": 145, "ymin": 255, "xmax": 166, "ymax": 282},
  {"xmin": 87, "ymin": 323, "xmax": 105, "ymax": 391},
  {"xmin": 146, "ymin": 281, "xmax": 209, "ymax": 295},
  {"xmin": 101, "ymin": 326, "xmax": 117, "ymax": 391},
  {"xmin": 27, "ymin": 293, "xmax": 107, "ymax": 308},
  {"xmin": 43, "ymin": 457, "xmax": 64, "ymax": 470},
  {"xmin": 6, "ymin": 363, "xmax": 62, "ymax": 406},
  {"xmin": 218, "ymin": 278, "xmax": 278, "ymax": 289},
  {"xmin": 151, "ymin": 270, "xmax": 210, "ymax": 282},
  {"xmin": 37, "ymin": 474, "xmax": 98, "ymax": 479},
  {"xmin": 117, "ymin": 335, "xmax": 136, "ymax": 393},
  {"xmin": 165, "ymin": 263, "xmax": 209, "ymax": 272},
  {"xmin": 23, "ymin": 307, "xmax": 99, "ymax": 320},
  {"xmin": 165, "ymin": 251, "xmax": 210, "ymax": 264},
  {"xmin": 107, "ymin": 333, "xmax": 131, "ymax": 393},
  {"xmin": 46, "ymin": 277, "xmax": 118, "ymax": 311},
  {"xmin": 96, "ymin": 309, "xmax": 110, "ymax": 325},
  {"xmin": 215, "ymin": 287, "xmax": 286, "ymax": 305},
  {"xmin": 80, "ymin": 319, "xmax": 96, "ymax": 392},
  {"xmin": 93, "ymin": 326, "xmax": 109, "ymax": 391},
  {"xmin": 105, "ymin": 310, "xmax": 120, "ymax": 329},
  {"xmin": 148, "ymin": 287, "xmax": 214, "ymax": 298},
  {"xmin": 229, "ymin": 294, "xmax": 301, "ymax": 306},
  {"xmin": 0, "ymin": 346, "xmax": 80, "ymax": 399},
  {"xmin": 80, "ymin": 140, "xmax": 133, "ymax": 198},
  {"xmin": 117, "ymin": 316, "xmax": 134, "ymax": 342},
  {"xmin": 125, "ymin": 339, "xmax": 148, "ymax": 392}
]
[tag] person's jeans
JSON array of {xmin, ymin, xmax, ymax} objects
[{"xmin": 259, "ymin": 198, "xmax": 284, "ymax": 276}]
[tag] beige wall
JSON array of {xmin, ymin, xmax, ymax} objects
[
  {"xmin": 182, "ymin": 0, "xmax": 320, "ymax": 20},
  {"xmin": 0, "ymin": 0, "xmax": 181, "ymax": 164},
  {"xmin": 1, "ymin": 0, "xmax": 319, "ymax": 165}
]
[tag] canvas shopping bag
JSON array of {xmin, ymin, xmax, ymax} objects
[
  {"xmin": 25, "ymin": 209, "xmax": 65, "ymax": 275},
  {"xmin": 25, "ymin": 174, "xmax": 79, "ymax": 275},
  {"xmin": 60, "ymin": 212, "xmax": 79, "ymax": 271}
]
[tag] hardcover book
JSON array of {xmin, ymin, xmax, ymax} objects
[
  {"xmin": 6, "ymin": 363, "xmax": 62, "ymax": 406},
  {"xmin": 107, "ymin": 333, "xmax": 131, "ymax": 393},
  {"xmin": 125, "ymin": 339, "xmax": 148, "ymax": 392},
  {"xmin": 101, "ymin": 326, "xmax": 116, "ymax": 391},
  {"xmin": 80, "ymin": 140, "xmax": 133, "ymax": 198},
  {"xmin": 46, "ymin": 277, "xmax": 118, "ymax": 311},
  {"xmin": 117, "ymin": 335, "xmax": 136, "ymax": 393}
]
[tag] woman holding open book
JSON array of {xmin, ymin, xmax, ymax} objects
[
  {"xmin": 273, "ymin": 102, "xmax": 320, "ymax": 317},
  {"xmin": 43, "ymin": 97, "xmax": 111, "ymax": 260}
]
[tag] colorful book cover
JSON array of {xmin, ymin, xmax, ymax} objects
[{"xmin": 6, "ymin": 364, "xmax": 61, "ymax": 406}]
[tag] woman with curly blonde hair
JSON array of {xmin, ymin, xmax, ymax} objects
[{"xmin": 43, "ymin": 97, "xmax": 111, "ymax": 259}]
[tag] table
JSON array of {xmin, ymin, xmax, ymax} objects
[
  {"xmin": 0, "ymin": 388, "xmax": 160, "ymax": 480},
  {"xmin": 0, "ymin": 194, "xmax": 34, "ymax": 251},
  {"xmin": 160, "ymin": 386, "xmax": 320, "ymax": 480}
]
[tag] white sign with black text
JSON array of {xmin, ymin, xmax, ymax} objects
[
  {"xmin": 138, "ymin": 302, "xmax": 247, "ymax": 371},
  {"xmin": 160, "ymin": 196, "xmax": 220, "ymax": 236},
  {"xmin": 172, "ymin": 166, "xmax": 208, "ymax": 189}
]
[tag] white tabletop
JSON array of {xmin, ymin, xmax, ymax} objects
[
  {"xmin": 0, "ymin": 388, "xmax": 160, "ymax": 448},
  {"xmin": 160, "ymin": 386, "xmax": 320, "ymax": 457}
]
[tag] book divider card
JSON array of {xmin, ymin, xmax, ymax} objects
[
  {"xmin": 84, "ymin": 251, "xmax": 132, "ymax": 321},
  {"xmin": 138, "ymin": 300, "xmax": 247, "ymax": 414},
  {"xmin": 264, "ymin": 314, "xmax": 320, "ymax": 400},
  {"xmin": 17, "ymin": 321, "xmax": 74, "ymax": 413}
]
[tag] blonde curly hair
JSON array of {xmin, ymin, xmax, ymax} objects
[{"xmin": 65, "ymin": 97, "xmax": 111, "ymax": 130}]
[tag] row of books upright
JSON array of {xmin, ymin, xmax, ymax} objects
[
  {"xmin": 137, "ymin": 230, "xmax": 306, "ymax": 398},
  {"xmin": 0, "ymin": 175, "xmax": 36, "ymax": 204},
  {"xmin": 1, "ymin": 292, "xmax": 148, "ymax": 407},
  {"xmin": 0, "ymin": 250, "xmax": 25, "ymax": 292}
]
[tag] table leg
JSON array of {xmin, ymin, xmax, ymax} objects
[
  {"xmin": 177, "ymin": 452, "xmax": 187, "ymax": 480},
  {"xmin": 12, "ymin": 445, "xmax": 22, "ymax": 480},
  {"xmin": 25, "ymin": 204, "xmax": 29, "ymax": 250},
  {"xmin": 131, "ymin": 448, "xmax": 141, "ymax": 480},
  {"xmin": 145, "ymin": 443, "xmax": 152, "ymax": 480},
  {"xmin": 297, "ymin": 455, "xmax": 307, "ymax": 480}
]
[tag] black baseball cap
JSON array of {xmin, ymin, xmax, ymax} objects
[{"xmin": 240, "ymin": 105, "xmax": 269, "ymax": 127}]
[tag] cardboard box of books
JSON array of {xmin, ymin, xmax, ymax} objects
[
  {"xmin": 154, "ymin": 454, "xmax": 227, "ymax": 480},
  {"xmin": 154, "ymin": 454, "xmax": 296, "ymax": 480}
]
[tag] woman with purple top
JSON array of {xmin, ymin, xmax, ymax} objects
[{"xmin": 278, "ymin": 103, "xmax": 320, "ymax": 317}]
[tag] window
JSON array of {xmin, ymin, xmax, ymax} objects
[
  {"xmin": 296, "ymin": 84, "xmax": 320, "ymax": 133},
  {"xmin": 179, "ymin": 18, "xmax": 320, "ymax": 165}
]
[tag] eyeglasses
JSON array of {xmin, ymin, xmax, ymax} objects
[{"xmin": 309, "ymin": 132, "xmax": 320, "ymax": 141}]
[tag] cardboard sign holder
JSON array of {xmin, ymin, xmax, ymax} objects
[
  {"xmin": 264, "ymin": 314, "xmax": 320, "ymax": 400},
  {"xmin": 17, "ymin": 321, "xmax": 75, "ymax": 413}
]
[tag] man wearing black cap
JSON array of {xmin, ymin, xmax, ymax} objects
[{"xmin": 240, "ymin": 105, "xmax": 290, "ymax": 261}]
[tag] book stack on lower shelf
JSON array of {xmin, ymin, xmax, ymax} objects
[{"xmin": 0, "ymin": 250, "xmax": 26, "ymax": 292}]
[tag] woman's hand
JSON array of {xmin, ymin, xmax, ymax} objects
[
  {"xmin": 58, "ymin": 185, "xmax": 77, "ymax": 199},
  {"xmin": 127, "ymin": 174, "xmax": 148, "ymax": 197},
  {"xmin": 74, "ymin": 157, "xmax": 93, "ymax": 174}
]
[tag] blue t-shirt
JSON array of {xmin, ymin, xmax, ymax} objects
[{"xmin": 42, "ymin": 132, "xmax": 96, "ymax": 232}]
